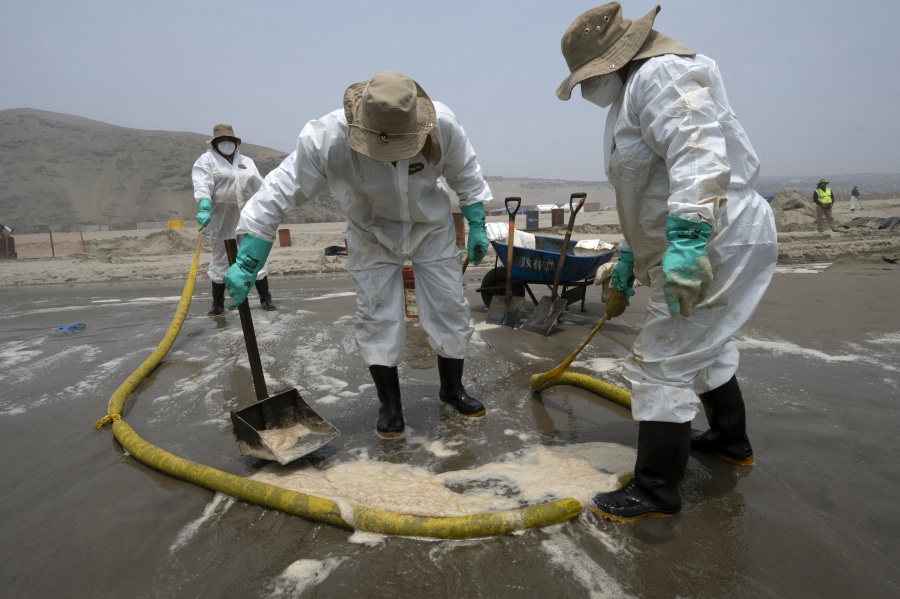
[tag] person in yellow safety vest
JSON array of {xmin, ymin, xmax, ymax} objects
[{"xmin": 813, "ymin": 179, "xmax": 840, "ymax": 233}]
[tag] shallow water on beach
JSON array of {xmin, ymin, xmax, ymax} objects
[{"xmin": 1, "ymin": 269, "xmax": 898, "ymax": 598}]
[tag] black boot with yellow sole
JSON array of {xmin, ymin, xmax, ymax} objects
[{"xmin": 590, "ymin": 421, "xmax": 690, "ymax": 522}]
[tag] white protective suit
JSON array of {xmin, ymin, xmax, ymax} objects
[
  {"xmin": 237, "ymin": 102, "xmax": 492, "ymax": 367},
  {"xmin": 604, "ymin": 54, "xmax": 778, "ymax": 423},
  {"xmin": 192, "ymin": 148, "xmax": 268, "ymax": 283}
]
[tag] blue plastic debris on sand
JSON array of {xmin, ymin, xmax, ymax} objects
[{"xmin": 58, "ymin": 322, "xmax": 86, "ymax": 333}]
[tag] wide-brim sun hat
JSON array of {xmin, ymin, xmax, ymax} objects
[
  {"xmin": 557, "ymin": 2, "xmax": 695, "ymax": 103},
  {"xmin": 207, "ymin": 123, "xmax": 241, "ymax": 145},
  {"xmin": 557, "ymin": 3, "xmax": 660, "ymax": 101},
  {"xmin": 818, "ymin": 179, "xmax": 829, "ymax": 185},
  {"xmin": 344, "ymin": 71, "xmax": 440, "ymax": 164}
]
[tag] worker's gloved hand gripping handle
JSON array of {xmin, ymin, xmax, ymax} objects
[
  {"xmin": 610, "ymin": 247, "xmax": 636, "ymax": 306},
  {"xmin": 224, "ymin": 234, "xmax": 272, "ymax": 309},
  {"xmin": 196, "ymin": 198, "xmax": 212, "ymax": 231},
  {"xmin": 459, "ymin": 203, "xmax": 489, "ymax": 266},
  {"xmin": 605, "ymin": 287, "xmax": 629, "ymax": 318},
  {"xmin": 662, "ymin": 214, "xmax": 713, "ymax": 318}
]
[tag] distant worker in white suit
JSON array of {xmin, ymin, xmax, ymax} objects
[
  {"xmin": 225, "ymin": 71, "xmax": 491, "ymax": 438},
  {"xmin": 556, "ymin": 3, "xmax": 778, "ymax": 521},
  {"xmin": 192, "ymin": 123, "xmax": 276, "ymax": 315},
  {"xmin": 850, "ymin": 185, "xmax": 862, "ymax": 212}
]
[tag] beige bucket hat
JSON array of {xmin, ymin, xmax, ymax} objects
[
  {"xmin": 556, "ymin": 3, "xmax": 694, "ymax": 100},
  {"xmin": 207, "ymin": 123, "xmax": 241, "ymax": 145},
  {"xmin": 818, "ymin": 179, "xmax": 829, "ymax": 185},
  {"xmin": 344, "ymin": 71, "xmax": 440, "ymax": 164}
]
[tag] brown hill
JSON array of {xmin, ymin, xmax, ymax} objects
[{"xmin": 0, "ymin": 108, "xmax": 342, "ymax": 231}]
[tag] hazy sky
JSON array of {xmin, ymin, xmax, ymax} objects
[{"xmin": 2, "ymin": 0, "xmax": 897, "ymax": 180}]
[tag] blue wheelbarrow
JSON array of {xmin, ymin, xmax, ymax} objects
[{"xmin": 476, "ymin": 236, "xmax": 614, "ymax": 313}]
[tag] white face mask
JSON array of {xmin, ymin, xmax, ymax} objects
[
  {"xmin": 216, "ymin": 140, "xmax": 237, "ymax": 156},
  {"xmin": 580, "ymin": 73, "xmax": 623, "ymax": 108}
]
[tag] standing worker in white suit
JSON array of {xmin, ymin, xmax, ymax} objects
[
  {"xmin": 556, "ymin": 3, "xmax": 778, "ymax": 521},
  {"xmin": 224, "ymin": 71, "xmax": 492, "ymax": 438},
  {"xmin": 193, "ymin": 123, "xmax": 277, "ymax": 315},
  {"xmin": 850, "ymin": 185, "xmax": 862, "ymax": 212}
]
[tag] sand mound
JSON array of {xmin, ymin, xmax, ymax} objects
[
  {"xmin": 823, "ymin": 253, "xmax": 900, "ymax": 273},
  {"xmin": 573, "ymin": 223, "xmax": 623, "ymax": 235},
  {"xmin": 770, "ymin": 191, "xmax": 820, "ymax": 232},
  {"xmin": 86, "ymin": 229, "xmax": 201, "ymax": 256},
  {"xmin": 844, "ymin": 216, "xmax": 900, "ymax": 231}
]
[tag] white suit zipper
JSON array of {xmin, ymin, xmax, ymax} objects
[{"xmin": 397, "ymin": 158, "xmax": 412, "ymax": 254}]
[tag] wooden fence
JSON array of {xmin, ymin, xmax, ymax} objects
[{"xmin": 3, "ymin": 231, "xmax": 86, "ymax": 259}]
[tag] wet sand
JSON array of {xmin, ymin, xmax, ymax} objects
[{"xmin": 1, "ymin": 246, "xmax": 899, "ymax": 596}]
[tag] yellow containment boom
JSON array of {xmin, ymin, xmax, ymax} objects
[
  {"xmin": 530, "ymin": 287, "xmax": 633, "ymax": 409},
  {"xmin": 95, "ymin": 234, "xmax": 583, "ymax": 539},
  {"xmin": 533, "ymin": 371, "xmax": 631, "ymax": 411}
]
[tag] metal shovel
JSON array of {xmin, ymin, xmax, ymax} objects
[
  {"xmin": 486, "ymin": 197, "xmax": 526, "ymax": 327},
  {"xmin": 224, "ymin": 238, "xmax": 339, "ymax": 465},
  {"xmin": 519, "ymin": 193, "xmax": 587, "ymax": 335}
]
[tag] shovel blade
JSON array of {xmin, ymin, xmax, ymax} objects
[
  {"xmin": 486, "ymin": 293, "xmax": 526, "ymax": 327},
  {"xmin": 519, "ymin": 296, "xmax": 568, "ymax": 335},
  {"xmin": 502, "ymin": 294, "xmax": 526, "ymax": 327},
  {"xmin": 230, "ymin": 388, "xmax": 340, "ymax": 465}
]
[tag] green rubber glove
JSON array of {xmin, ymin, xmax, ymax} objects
[
  {"xmin": 224, "ymin": 234, "xmax": 272, "ymax": 309},
  {"xmin": 610, "ymin": 247, "xmax": 636, "ymax": 306},
  {"xmin": 459, "ymin": 203, "xmax": 488, "ymax": 266},
  {"xmin": 662, "ymin": 215, "xmax": 714, "ymax": 318},
  {"xmin": 196, "ymin": 198, "xmax": 212, "ymax": 231}
]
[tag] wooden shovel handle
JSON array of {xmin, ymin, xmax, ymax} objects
[
  {"xmin": 504, "ymin": 197, "xmax": 521, "ymax": 297},
  {"xmin": 549, "ymin": 193, "xmax": 587, "ymax": 299}
]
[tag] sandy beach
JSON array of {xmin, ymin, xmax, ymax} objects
[{"xmin": 2, "ymin": 195, "xmax": 899, "ymax": 286}]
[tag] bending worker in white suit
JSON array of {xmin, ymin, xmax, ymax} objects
[
  {"xmin": 193, "ymin": 123, "xmax": 276, "ymax": 315},
  {"xmin": 224, "ymin": 71, "xmax": 491, "ymax": 438},
  {"xmin": 556, "ymin": 3, "xmax": 778, "ymax": 521}
]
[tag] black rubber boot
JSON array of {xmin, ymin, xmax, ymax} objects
[
  {"xmin": 368, "ymin": 365, "xmax": 404, "ymax": 438},
  {"xmin": 590, "ymin": 421, "xmax": 691, "ymax": 522},
  {"xmin": 208, "ymin": 281, "xmax": 226, "ymax": 316},
  {"xmin": 437, "ymin": 356, "xmax": 486, "ymax": 417},
  {"xmin": 691, "ymin": 375, "xmax": 755, "ymax": 465},
  {"xmin": 255, "ymin": 276, "xmax": 277, "ymax": 311}
]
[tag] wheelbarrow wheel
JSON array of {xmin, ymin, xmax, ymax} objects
[{"xmin": 481, "ymin": 267, "xmax": 526, "ymax": 309}]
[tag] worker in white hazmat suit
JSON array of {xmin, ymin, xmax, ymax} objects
[
  {"xmin": 225, "ymin": 71, "xmax": 492, "ymax": 438},
  {"xmin": 192, "ymin": 123, "xmax": 276, "ymax": 315},
  {"xmin": 556, "ymin": 3, "xmax": 778, "ymax": 521}
]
